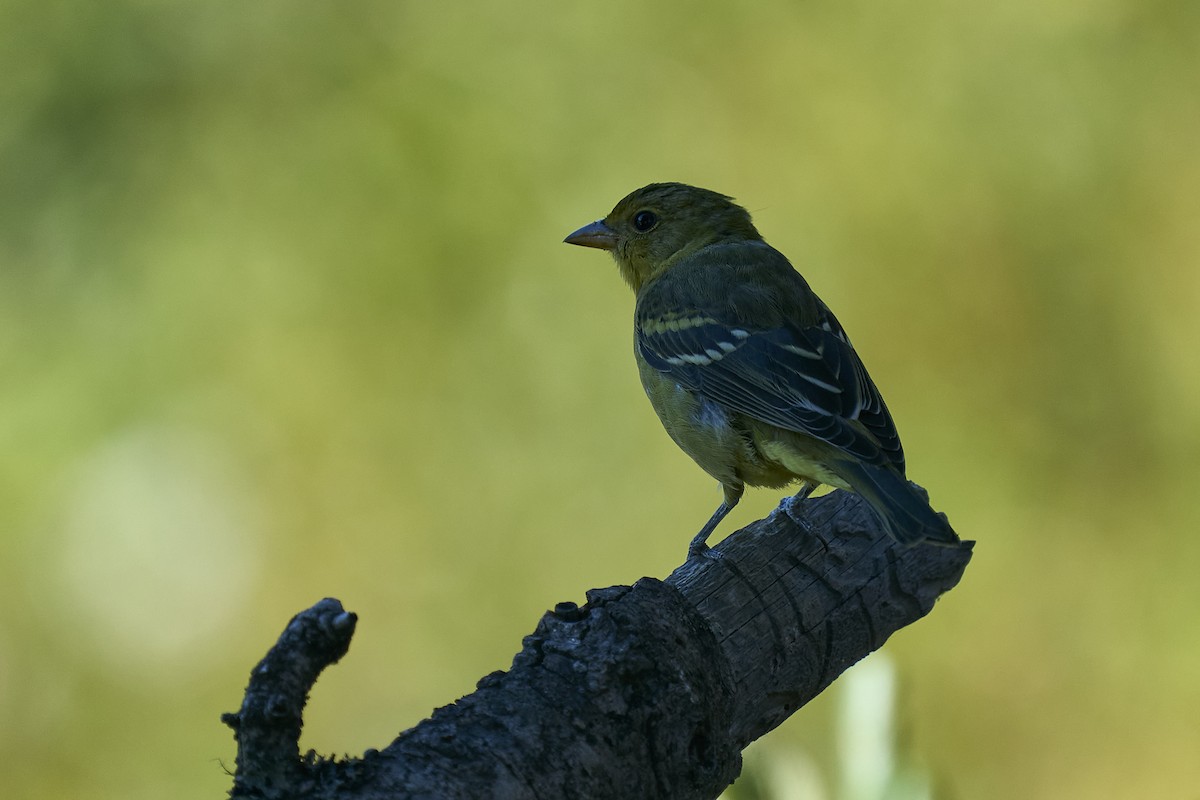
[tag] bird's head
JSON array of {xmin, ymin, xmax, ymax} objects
[{"xmin": 564, "ymin": 183, "xmax": 762, "ymax": 291}]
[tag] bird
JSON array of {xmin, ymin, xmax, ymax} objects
[{"xmin": 564, "ymin": 182, "xmax": 956, "ymax": 557}]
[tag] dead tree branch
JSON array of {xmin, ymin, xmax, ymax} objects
[{"xmin": 224, "ymin": 488, "xmax": 971, "ymax": 799}]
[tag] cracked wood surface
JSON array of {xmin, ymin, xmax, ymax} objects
[{"xmin": 225, "ymin": 488, "xmax": 971, "ymax": 800}]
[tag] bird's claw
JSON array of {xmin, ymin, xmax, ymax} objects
[{"xmin": 687, "ymin": 542, "xmax": 725, "ymax": 561}]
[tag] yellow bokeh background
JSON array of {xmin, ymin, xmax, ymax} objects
[{"xmin": 2, "ymin": 2, "xmax": 1198, "ymax": 798}]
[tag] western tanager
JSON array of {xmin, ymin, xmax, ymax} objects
[{"xmin": 565, "ymin": 182, "xmax": 956, "ymax": 556}]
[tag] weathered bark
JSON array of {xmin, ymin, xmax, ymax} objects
[{"xmin": 224, "ymin": 488, "xmax": 971, "ymax": 799}]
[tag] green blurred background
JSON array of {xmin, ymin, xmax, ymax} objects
[{"xmin": 2, "ymin": 1, "xmax": 1198, "ymax": 798}]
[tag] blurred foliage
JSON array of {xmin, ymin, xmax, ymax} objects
[
  {"xmin": 725, "ymin": 654, "xmax": 934, "ymax": 800},
  {"xmin": 1, "ymin": 1, "xmax": 1198, "ymax": 798}
]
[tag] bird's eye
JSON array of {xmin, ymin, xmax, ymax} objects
[{"xmin": 632, "ymin": 210, "xmax": 659, "ymax": 232}]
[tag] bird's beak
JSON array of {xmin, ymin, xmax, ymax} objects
[{"xmin": 564, "ymin": 220, "xmax": 618, "ymax": 251}]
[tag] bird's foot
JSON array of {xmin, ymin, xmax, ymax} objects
[
  {"xmin": 686, "ymin": 499, "xmax": 734, "ymax": 561},
  {"xmin": 687, "ymin": 541, "xmax": 725, "ymax": 561}
]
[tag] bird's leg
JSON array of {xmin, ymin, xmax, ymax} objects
[
  {"xmin": 687, "ymin": 504, "xmax": 732, "ymax": 559},
  {"xmin": 788, "ymin": 481, "xmax": 817, "ymax": 535},
  {"xmin": 792, "ymin": 480, "xmax": 816, "ymax": 503},
  {"xmin": 687, "ymin": 483, "xmax": 744, "ymax": 559}
]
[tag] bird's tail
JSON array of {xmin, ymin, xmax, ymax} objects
[{"xmin": 833, "ymin": 459, "xmax": 957, "ymax": 545}]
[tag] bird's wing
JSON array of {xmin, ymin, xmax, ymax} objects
[{"xmin": 636, "ymin": 274, "xmax": 905, "ymax": 472}]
